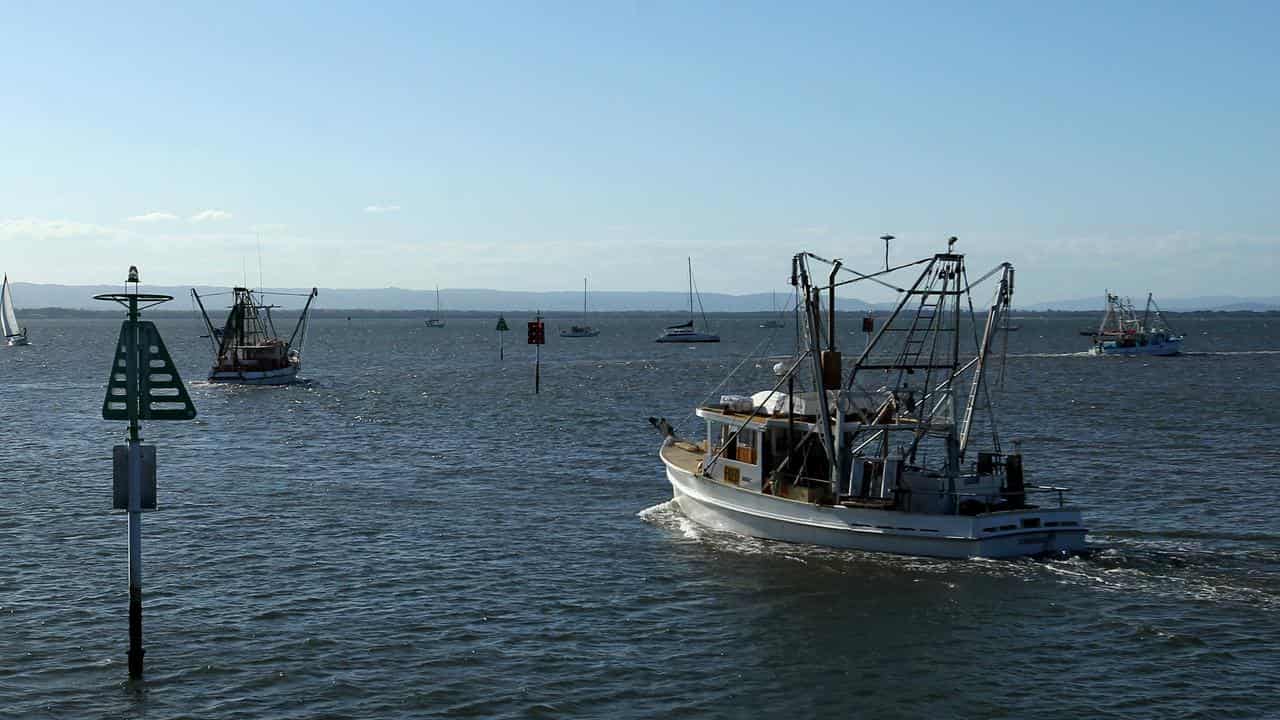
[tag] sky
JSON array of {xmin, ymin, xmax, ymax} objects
[{"xmin": 1, "ymin": 1, "xmax": 1277, "ymax": 305}]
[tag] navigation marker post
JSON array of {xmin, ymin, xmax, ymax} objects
[
  {"xmin": 94, "ymin": 267, "xmax": 197, "ymax": 679},
  {"xmin": 496, "ymin": 314, "xmax": 510, "ymax": 360},
  {"xmin": 527, "ymin": 311, "xmax": 545, "ymax": 393}
]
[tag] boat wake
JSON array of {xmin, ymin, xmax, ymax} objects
[
  {"xmin": 1181, "ymin": 350, "xmax": 1280, "ymax": 356},
  {"xmin": 640, "ymin": 502, "xmax": 1277, "ymax": 608},
  {"xmin": 1006, "ymin": 352, "xmax": 1094, "ymax": 358}
]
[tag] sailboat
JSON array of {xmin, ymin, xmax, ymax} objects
[
  {"xmin": 560, "ymin": 277, "xmax": 601, "ymax": 338},
  {"xmin": 656, "ymin": 258, "xmax": 720, "ymax": 343},
  {"xmin": 650, "ymin": 241, "xmax": 1086, "ymax": 558},
  {"xmin": 192, "ymin": 286, "xmax": 318, "ymax": 384},
  {"xmin": 1088, "ymin": 292, "xmax": 1183, "ymax": 356},
  {"xmin": 759, "ymin": 291, "xmax": 786, "ymax": 329},
  {"xmin": 1, "ymin": 275, "xmax": 29, "ymax": 346},
  {"xmin": 425, "ymin": 286, "xmax": 446, "ymax": 328}
]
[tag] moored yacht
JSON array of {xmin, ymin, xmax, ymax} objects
[{"xmin": 657, "ymin": 258, "xmax": 719, "ymax": 343}]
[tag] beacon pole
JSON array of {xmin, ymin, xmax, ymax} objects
[
  {"xmin": 94, "ymin": 266, "xmax": 196, "ymax": 681},
  {"xmin": 125, "ymin": 290, "xmax": 144, "ymax": 678},
  {"xmin": 528, "ymin": 311, "xmax": 545, "ymax": 394}
]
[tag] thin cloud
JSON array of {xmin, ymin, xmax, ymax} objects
[
  {"xmin": 364, "ymin": 204, "xmax": 401, "ymax": 214},
  {"xmin": 126, "ymin": 211, "xmax": 178, "ymax": 223},
  {"xmin": 191, "ymin": 209, "xmax": 232, "ymax": 223}
]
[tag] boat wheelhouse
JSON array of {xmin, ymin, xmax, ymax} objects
[
  {"xmin": 192, "ymin": 286, "xmax": 318, "ymax": 385},
  {"xmin": 1089, "ymin": 292, "xmax": 1183, "ymax": 356},
  {"xmin": 652, "ymin": 241, "xmax": 1086, "ymax": 559}
]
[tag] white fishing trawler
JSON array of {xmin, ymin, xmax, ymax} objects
[
  {"xmin": 657, "ymin": 258, "xmax": 719, "ymax": 343},
  {"xmin": 192, "ymin": 286, "xmax": 318, "ymax": 384},
  {"xmin": 1088, "ymin": 292, "xmax": 1183, "ymax": 356},
  {"xmin": 652, "ymin": 240, "xmax": 1087, "ymax": 559},
  {"xmin": 560, "ymin": 277, "xmax": 600, "ymax": 338},
  {"xmin": 1, "ymin": 275, "xmax": 29, "ymax": 346}
]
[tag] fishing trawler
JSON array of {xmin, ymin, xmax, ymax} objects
[
  {"xmin": 651, "ymin": 240, "xmax": 1086, "ymax": 559},
  {"xmin": 1, "ymin": 275, "xmax": 29, "ymax": 346},
  {"xmin": 1088, "ymin": 292, "xmax": 1183, "ymax": 356},
  {"xmin": 425, "ymin": 286, "xmax": 445, "ymax": 328},
  {"xmin": 192, "ymin": 286, "xmax": 318, "ymax": 384},
  {"xmin": 560, "ymin": 278, "xmax": 600, "ymax": 338},
  {"xmin": 657, "ymin": 258, "xmax": 719, "ymax": 343}
]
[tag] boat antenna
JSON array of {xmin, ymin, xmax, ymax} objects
[
  {"xmin": 257, "ymin": 233, "xmax": 263, "ymax": 291},
  {"xmin": 948, "ymin": 236, "xmax": 958, "ymax": 252},
  {"xmin": 880, "ymin": 234, "xmax": 894, "ymax": 271}
]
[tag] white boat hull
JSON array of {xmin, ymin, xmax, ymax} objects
[
  {"xmin": 6, "ymin": 335, "xmax": 28, "ymax": 347},
  {"xmin": 1089, "ymin": 337, "xmax": 1183, "ymax": 356},
  {"xmin": 208, "ymin": 365, "xmax": 300, "ymax": 385},
  {"xmin": 663, "ymin": 455, "xmax": 1086, "ymax": 559}
]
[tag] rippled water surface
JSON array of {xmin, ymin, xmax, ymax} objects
[{"xmin": 3, "ymin": 313, "xmax": 1279, "ymax": 718}]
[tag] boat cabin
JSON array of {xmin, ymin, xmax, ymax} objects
[{"xmin": 695, "ymin": 400, "xmax": 1027, "ymax": 516}]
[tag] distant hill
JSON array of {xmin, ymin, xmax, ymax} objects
[
  {"xmin": 10, "ymin": 282, "xmax": 1278, "ymax": 313},
  {"xmin": 1020, "ymin": 295, "xmax": 1280, "ymax": 312},
  {"xmin": 8, "ymin": 282, "xmax": 874, "ymax": 313}
]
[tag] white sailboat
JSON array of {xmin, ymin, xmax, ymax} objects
[
  {"xmin": 425, "ymin": 286, "xmax": 446, "ymax": 328},
  {"xmin": 560, "ymin": 277, "xmax": 600, "ymax": 338},
  {"xmin": 657, "ymin": 258, "xmax": 720, "ymax": 343},
  {"xmin": 1, "ymin": 275, "xmax": 29, "ymax": 346},
  {"xmin": 651, "ymin": 241, "xmax": 1086, "ymax": 559}
]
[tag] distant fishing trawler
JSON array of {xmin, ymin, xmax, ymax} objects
[
  {"xmin": 651, "ymin": 240, "xmax": 1086, "ymax": 559},
  {"xmin": 192, "ymin": 286, "xmax": 318, "ymax": 384},
  {"xmin": 1089, "ymin": 292, "xmax": 1183, "ymax": 356},
  {"xmin": 1, "ymin": 274, "xmax": 29, "ymax": 346}
]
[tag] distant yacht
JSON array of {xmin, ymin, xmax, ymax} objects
[
  {"xmin": 425, "ymin": 286, "xmax": 445, "ymax": 328},
  {"xmin": 560, "ymin": 277, "xmax": 600, "ymax": 338},
  {"xmin": 1088, "ymin": 292, "xmax": 1183, "ymax": 356},
  {"xmin": 192, "ymin": 286, "xmax": 319, "ymax": 384},
  {"xmin": 759, "ymin": 291, "xmax": 785, "ymax": 329},
  {"xmin": 657, "ymin": 258, "xmax": 720, "ymax": 343},
  {"xmin": 1, "ymin": 274, "xmax": 29, "ymax": 346}
]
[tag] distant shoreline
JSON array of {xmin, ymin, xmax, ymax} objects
[{"xmin": 19, "ymin": 307, "xmax": 1280, "ymax": 320}]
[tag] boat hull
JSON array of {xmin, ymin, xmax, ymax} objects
[
  {"xmin": 1089, "ymin": 337, "xmax": 1183, "ymax": 356},
  {"xmin": 208, "ymin": 364, "xmax": 300, "ymax": 385},
  {"xmin": 656, "ymin": 332, "xmax": 720, "ymax": 343},
  {"xmin": 663, "ymin": 454, "xmax": 1086, "ymax": 559},
  {"xmin": 6, "ymin": 335, "xmax": 28, "ymax": 347}
]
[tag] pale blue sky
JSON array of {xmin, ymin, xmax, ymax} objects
[{"xmin": 2, "ymin": 1, "xmax": 1277, "ymax": 303}]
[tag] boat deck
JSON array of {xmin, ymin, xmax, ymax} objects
[{"xmin": 660, "ymin": 440, "xmax": 704, "ymax": 474}]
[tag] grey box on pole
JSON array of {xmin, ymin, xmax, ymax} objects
[{"xmin": 113, "ymin": 445, "xmax": 157, "ymax": 511}]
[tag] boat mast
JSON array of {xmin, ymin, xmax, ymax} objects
[
  {"xmin": 687, "ymin": 257, "xmax": 694, "ymax": 323},
  {"xmin": 583, "ymin": 277, "xmax": 588, "ymax": 323}
]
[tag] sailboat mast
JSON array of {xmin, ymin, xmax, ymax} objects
[
  {"xmin": 687, "ymin": 257, "xmax": 693, "ymax": 321},
  {"xmin": 583, "ymin": 277, "xmax": 588, "ymax": 322}
]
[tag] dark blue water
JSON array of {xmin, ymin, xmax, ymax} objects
[{"xmin": 3, "ymin": 314, "xmax": 1279, "ymax": 718}]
